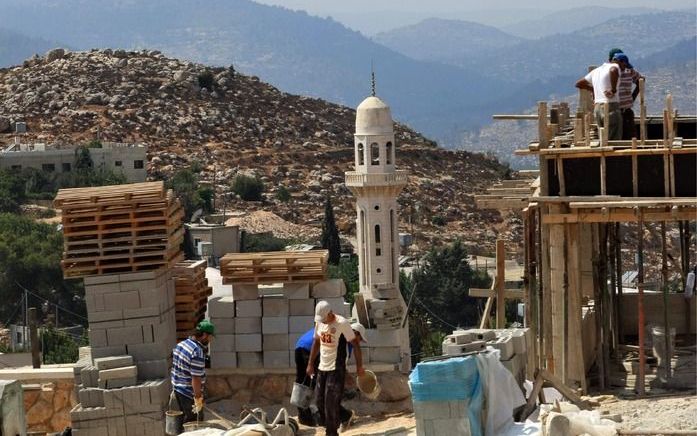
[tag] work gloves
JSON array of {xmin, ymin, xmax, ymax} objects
[{"xmin": 193, "ymin": 396, "xmax": 204, "ymax": 414}]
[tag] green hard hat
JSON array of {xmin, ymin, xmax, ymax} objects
[{"xmin": 197, "ymin": 319, "xmax": 215, "ymax": 335}]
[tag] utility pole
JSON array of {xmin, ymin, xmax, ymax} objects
[{"xmin": 28, "ymin": 307, "xmax": 40, "ymax": 368}]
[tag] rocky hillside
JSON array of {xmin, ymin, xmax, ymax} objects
[{"xmin": 0, "ymin": 49, "xmax": 515, "ymax": 253}]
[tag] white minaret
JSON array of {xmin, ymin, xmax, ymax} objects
[{"xmin": 346, "ymin": 89, "xmax": 411, "ymax": 371}]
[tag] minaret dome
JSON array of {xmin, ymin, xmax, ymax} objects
[{"xmin": 356, "ymin": 96, "xmax": 393, "ymax": 136}]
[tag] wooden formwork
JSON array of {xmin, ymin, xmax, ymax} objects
[
  {"xmin": 54, "ymin": 182, "xmax": 184, "ymax": 278},
  {"xmin": 219, "ymin": 250, "xmax": 328, "ymax": 285},
  {"xmin": 172, "ymin": 259, "xmax": 212, "ymax": 340}
]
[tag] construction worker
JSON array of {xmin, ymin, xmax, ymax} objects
[
  {"xmin": 293, "ymin": 321, "xmax": 366, "ymax": 429},
  {"xmin": 307, "ymin": 301, "xmax": 364, "ymax": 436},
  {"xmin": 575, "ymin": 54, "xmax": 622, "ymax": 140},
  {"xmin": 171, "ymin": 319, "xmax": 215, "ymax": 423},
  {"xmin": 608, "ymin": 50, "xmax": 643, "ymax": 140}
]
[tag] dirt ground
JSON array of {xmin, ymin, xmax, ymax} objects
[
  {"xmin": 296, "ymin": 412, "xmax": 416, "ymax": 435},
  {"xmin": 598, "ymin": 395, "xmax": 697, "ymax": 432}
]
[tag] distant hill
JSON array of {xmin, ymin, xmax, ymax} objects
[
  {"xmin": 373, "ymin": 18, "xmax": 524, "ymax": 63},
  {"xmin": 0, "ymin": 28, "xmax": 58, "ymax": 67},
  {"xmin": 502, "ymin": 6, "xmax": 660, "ymax": 39},
  {"xmin": 0, "ymin": 0, "xmax": 527, "ymax": 139}
]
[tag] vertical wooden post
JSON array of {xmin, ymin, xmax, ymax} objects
[
  {"xmin": 574, "ymin": 111, "xmax": 584, "ymax": 145},
  {"xmin": 636, "ymin": 209, "xmax": 646, "ymax": 396},
  {"xmin": 639, "ymin": 78, "xmax": 646, "ymax": 144},
  {"xmin": 584, "ymin": 113, "xmax": 592, "ymax": 147},
  {"xmin": 567, "ymin": 223, "xmax": 587, "ymax": 391},
  {"xmin": 557, "ymin": 158, "xmax": 566, "ymax": 196},
  {"xmin": 599, "ymin": 224, "xmax": 611, "ymax": 388},
  {"xmin": 615, "ymin": 223, "xmax": 624, "ymax": 345},
  {"xmin": 661, "ymin": 221, "xmax": 671, "ymax": 380},
  {"xmin": 28, "ymin": 307, "xmax": 40, "ymax": 369},
  {"xmin": 632, "ymin": 138, "xmax": 639, "ymax": 197},
  {"xmin": 592, "ymin": 224, "xmax": 604, "ymax": 390},
  {"xmin": 538, "ymin": 102, "xmax": 549, "ymax": 149},
  {"xmin": 609, "ymin": 223, "xmax": 618, "ymax": 354},
  {"xmin": 496, "ymin": 239, "xmax": 506, "ymax": 329},
  {"xmin": 542, "ymin": 207, "xmax": 554, "ymax": 371},
  {"xmin": 600, "ymin": 153, "xmax": 607, "ymax": 195}
]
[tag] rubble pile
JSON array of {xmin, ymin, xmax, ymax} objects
[{"xmin": 0, "ymin": 49, "xmax": 515, "ymax": 252}]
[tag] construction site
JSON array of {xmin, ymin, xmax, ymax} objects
[{"xmin": 0, "ymin": 73, "xmax": 694, "ymax": 436}]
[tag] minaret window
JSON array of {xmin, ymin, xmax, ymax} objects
[
  {"xmin": 375, "ymin": 224, "xmax": 381, "ymax": 243},
  {"xmin": 386, "ymin": 142, "xmax": 393, "ymax": 164},
  {"xmin": 357, "ymin": 143, "xmax": 365, "ymax": 165},
  {"xmin": 371, "ymin": 143, "xmax": 380, "ymax": 165}
]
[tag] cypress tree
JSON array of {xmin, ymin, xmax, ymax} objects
[{"xmin": 320, "ymin": 196, "xmax": 341, "ymax": 265}]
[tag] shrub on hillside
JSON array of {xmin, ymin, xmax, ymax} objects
[{"xmin": 231, "ymin": 174, "xmax": 265, "ymax": 201}]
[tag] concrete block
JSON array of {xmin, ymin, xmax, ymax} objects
[
  {"xmin": 501, "ymin": 353, "xmax": 524, "ymax": 378},
  {"xmin": 126, "ymin": 342, "xmax": 170, "ymax": 362},
  {"xmin": 258, "ymin": 284, "xmax": 284, "ymax": 297},
  {"xmin": 288, "ymin": 332, "xmax": 303, "ymax": 350},
  {"xmin": 413, "ymin": 400, "xmax": 451, "ymax": 419},
  {"xmin": 288, "ymin": 316, "xmax": 314, "ymax": 334},
  {"xmin": 89, "ymin": 329, "xmax": 108, "ymax": 347},
  {"xmin": 461, "ymin": 329, "xmax": 496, "ymax": 341},
  {"xmin": 94, "ymin": 355, "xmax": 134, "ymax": 371},
  {"xmin": 237, "ymin": 352, "xmax": 263, "ymax": 368},
  {"xmin": 443, "ymin": 332, "xmax": 475, "ymax": 346},
  {"xmin": 84, "ymin": 274, "xmax": 120, "ymax": 286},
  {"xmin": 85, "ymin": 293, "xmax": 104, "ymax": 312},
  {"xmin": 211, "ymin": 351, "xmax": 237, "ymax": 368},
  {"xmin": 263, "ymin": 316, "xmax": 289, "ymax": 334},
  {"xmin": 365, "ymin": 328, "xmax": 400, "ymax": 347},
  {"xmin": 100, "ymin": 376, "xmax": 137, "ymax": 389},
  {"xmin": 449, "ymin": 400, "xmax": 467, "ymax": 419},
  {"xmin": 106, "ymin": 326, "xmax": 144, "ymax": 346},
  {"xmin": 88, "ymin": 309, "xmax": 124, "ymax": 323},
  {"xmin": 99, "ymin": 365, "xmax": 137, "ymax": 380},
  {"xmin": 263, "ymin": 334, "xmax": 290, "ymax": 351},
  {"xmin": 208, "ymin": 296, "xmax": 235, "ymax": 318},
  {"xmin": 232, "ymin": 284, "xmax": 258, "ymax": 300},
  {"xmin": 369, "ymin": 346, "xmax": 401, "ymax": 363},
  {"xmin": 122, "ymin": 306, "xmax": 160, "ymax": 319},
  {"xmin": 432, "ymin": 417, "xmax": 470, "ymax": 435},
  {"xmin": 210, "ymin": 317, "xmax": 235, "ymax": 334},
  {"xmin": 119, "ymin": 270, "xmax": 161, "ymax": 282},
  {"xmin": 84, "ymin": 283, "xmax": 121, "ymax": 296},
  {"xmin": 283, "ymin": 282, "xmax": 310, "ymax": 299},
  {"xmin": 89, "ymin": 319, "xmax": 125, "ymax": 330},
  {"xmin": 91, "ymin": 345, "xmax": 127, "ymax": 360},
  {"xmin": 136, "ymin": 359, "xmax": 169, "ymax": 380},
  {"xmin": 236, "ymin": 299, "xmax": 262, "ymax": 317},
  {"xmin": 264, "ymin": 350, "xmax": 291, "ymax": 368},
  {"xmin": 235, "ymin": 317, "xmax": 262, "ymax": 334},
  {"xmin": 213, "ymin": 334, "xmax": 235, "ymax": 352},
  {"xmin": 311, "ymin": 279, "xmax": 346, "ymax": 298},
  {"xmin": 103, "ymin": 290, "xmax": 141, "ymax": 310},
  {"xmin": 263, "ymin": 296, "xmax": 288, "ymax": 317},
  {"xmin": 148, "ymin": 378, "xmax": 170, "ymax": 406},
  {"xmin": 442, "ymin": 340, "xmax": 486, "ymax": 356},
  {"xmin": 288, "ymin": 299, "xmax": 314, "ymax": 316},
  {"xmin": 487, "ymin": 335, "xmax": 515, "ymax": 360},
  {"xmin": 235, "ymin": 334, "xmax": 262, "ymax": 352},
  {"xmin": 81, "ymin": 366, "xmax": 99, "ymax": 388},
  {"xmin": 322, "ymin": 297, "xmax": 346, "ymax": 314},
  {"xmin": 137, "ymin": 286, "xmax": 167, "ymax": 310}
]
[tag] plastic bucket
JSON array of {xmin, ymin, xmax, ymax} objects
[
  {"xmin": 290, "ymin": 382, "xmax": 314, "ymax": 408},
  {"xmin": 356, "ymin": 370, "xmax": 381, "ymax": 400},
  {"xmin": 651, "ymin": 326, "xmax": 676, "ymax": 365}
]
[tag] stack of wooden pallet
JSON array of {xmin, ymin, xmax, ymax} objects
[
  {"xmin": 219, "ymin": 250, "xmax": 328, "ymax": 284},
  {"xmin": 172, "ymin": 260, "xmax": 213, "ymax": 340},
  {"xmin": 54, "ymin": 182, "xmax": 184, "ymax": 279}
]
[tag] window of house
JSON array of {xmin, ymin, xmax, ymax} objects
[
  {"xmin": 371, "ymin": 143, "xmax": 380, "ymax": 165},
  {"xmin": 134, "ymin": 160, "xmax": 144, "ymax": 169},
  {"xmin": 42, "ymin": 163, "xmax": 55, "ymax": 172},
  {"xmin": 10, "ymin": 165, "xmax": 21, "ymax": 170},
  {"xmin": 386, "ymin": 142, "xmax": 393, "ymax": 164},
  {"xmin": 357, "ymin": 143, "xmax": 364, "ymax": 165},
  {"xmin": 115, "ymin": 161, "xmax": 123, "ymax": 167}
]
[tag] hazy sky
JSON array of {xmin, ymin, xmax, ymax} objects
[{"xmin": 255, "ymin": 0, "xmax": 694, "ymax": 34}]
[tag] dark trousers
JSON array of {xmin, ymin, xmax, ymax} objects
[
  {"xmin": 294, "ymin": 348, "xmax": 352, "ymax": 428},
  {"xmin": 174, "ymin": 391, "xmax": 203, "ymax": 423},
  {"xmin": 621, "ymin": 107, "xmax": 636, "ymax": 140},
  {"xmin": 316, "ymin": 366, "xmax": 346, "ymax": 436}
]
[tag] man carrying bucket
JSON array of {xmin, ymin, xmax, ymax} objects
[
  {"xmin": 171, "ymin": 319, "xmax": 215, "ymax": 423},
  {"xmin": 307, "ymin": 301, "xmax": 365, "ymax": 436}
]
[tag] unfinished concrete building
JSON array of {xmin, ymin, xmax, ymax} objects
[{"xmin": 478, "ymin": 85, "xmax": 696, "ymax": 394}]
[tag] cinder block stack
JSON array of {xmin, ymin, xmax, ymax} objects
[
  {"xmin": 71, "ymin": 355, "xmax": 170, "ymax": 436},
  {"xmin": 441, "ymin": 328, "xmax": 531, "ymax": 384},
  {"xmin": 414, "ymin": 400, "xmax": 473, "ymax": 436},
  {"xmin": 172, "ymin": 260, "xmax": 213, "ymax": 341}
]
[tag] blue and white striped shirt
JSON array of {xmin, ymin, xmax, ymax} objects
[{"xmin": 171, "ymin": 338, "xmax": 206, "ymax": 398}]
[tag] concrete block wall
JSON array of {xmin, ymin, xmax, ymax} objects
[
  {"xmin": 85, "ymin": 270, "xmax": 176, "ymax": 369},
  {"xmin": 209, "ymin": 280, "xmax": 354, "ymax": 369}
]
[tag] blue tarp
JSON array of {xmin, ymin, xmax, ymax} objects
[{"xmin": 409, "ymin": 356, "xmax": 483, "ymax": 436}]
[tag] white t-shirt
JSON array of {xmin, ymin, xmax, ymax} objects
[
  {"xmin": 584, "ymin": 62, "xmax": 620, "ymax": 104},
  {"xmin": 315, "ymin": 315, "xmax": 355, "ymax": 371}
]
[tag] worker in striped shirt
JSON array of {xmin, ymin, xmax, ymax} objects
[
  {"xmin": 171, "ymin": 319, "xmax": 215, "ymax": 422},
  {"xmin": 609, "ymin": 49, "xmax": 644, "ymax": 140}
]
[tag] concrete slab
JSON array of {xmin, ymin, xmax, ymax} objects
[
  {"xmin": 262, "ymin": 296, "xmax": 288, "ymax": 317},
  {"xmin": 235, "ymin": 334, "xmax": 262, "ymax": 352},
  {"xmin": 234, "ymin": 317, "xmax": 262, "ymax": 334},
  {"xmin": 283, "ymin": 282, "xmax": 310, "ymax": 299},
  {"xmin": 236, "ymin": 299, "xmax": 262, "ymax": 317},
  {"xmin": 311, "ymin": 279, "xmax": 346, "ymax": 298}
]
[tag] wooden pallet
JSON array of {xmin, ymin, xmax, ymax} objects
[
  {"xmin": 54, "ymin": 181, "xmax": 166, "ymax": 208},
  {"xmin": 219, "ymin": 250, "xmax": 328, "ymax": 285},
  {"xmin": 172, "ymin": 259, "xmax": 211, "ymax": 337}
]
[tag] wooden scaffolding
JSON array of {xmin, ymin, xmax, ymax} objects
[{"xmin": 479, "ymin": 86, "xmax": 696, "ymax": 394}]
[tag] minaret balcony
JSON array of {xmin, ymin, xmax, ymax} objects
[{"xmin": 345, "ymin": 170, "xmax": 408, "ymax": 187}]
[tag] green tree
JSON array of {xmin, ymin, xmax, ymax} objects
[
  {"xmin": 166, "ymin": 169, "xmax": 211, "ymax": 221},
  {"xmin": 275, "ymin": 186, "xmax": 291, "ymax": 203},
  {"xmin": 0, "ymin": 213, "xmax": 85, "ymax": 322},
  {"xmin": 328, "ymin": 256, "xmax": 359, "ymax": 304},
  {"xmin": 320, "ymin": 197, "xmax": 341, "ymax": 265},
  {"xmin": 240, "ymin": 231, "xmax": 288, "ymax": 252},
  {"xmin": 42, "ymin": 327, "xmax": 88, "ymax": 364},
  {"xmin": 231, "ymin": 174, "xmax": 264, "ymax": 201},
  {"xmin": 0, "ymin": 170, "xmax": 26, "ymax": 213}
]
